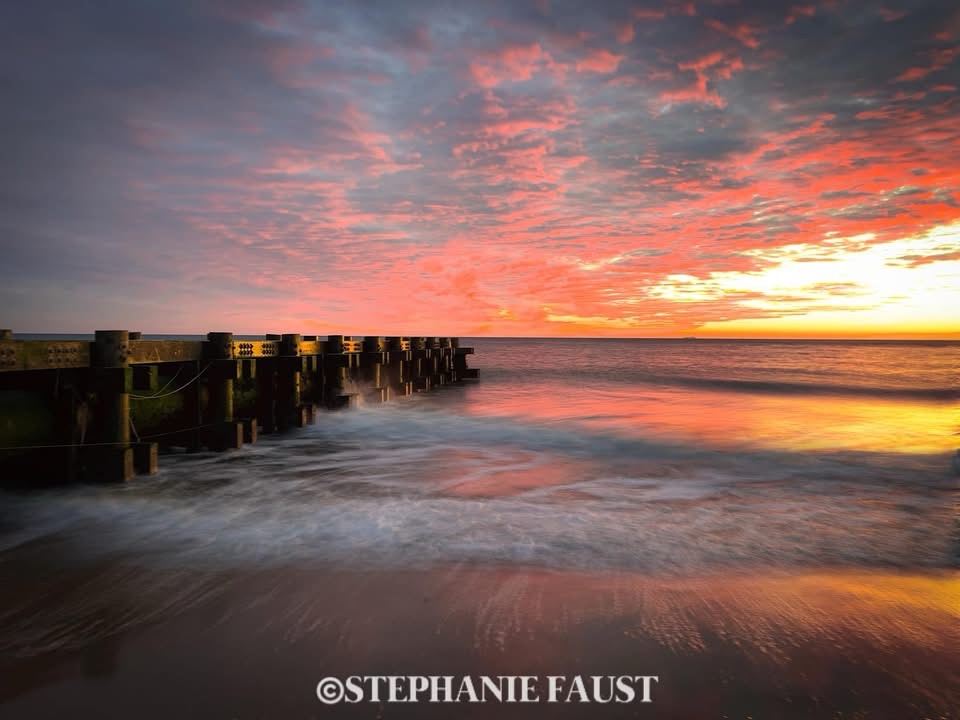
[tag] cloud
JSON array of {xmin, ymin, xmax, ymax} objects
[
  {"xmin": 575, "ymin": 48, "xmax": 624, "ymax": 74},
  {"xmin": 0, "ymin": 0, "xmax": 957, "ymax": 336}
]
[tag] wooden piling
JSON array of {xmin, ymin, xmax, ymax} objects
[
  {"xmin": 278, "ymin": 333, "xmax": 306, "ymax": 428},
  {"xmin": 255, "ymin": 356, "xmax": 277, "ymax": 434},
  {"xmin": 205, "ymin": 332, "xmax": 243, "ymax": 450},
  {"xmin": 133, "ymin": 442, "xmax": 159, "ymax": 474},
  {"xmin": 91, "ymin": 330, "xmax": 134, "ymax": 481},
  {"xmin": 360, "ymin": 337, "xmax": 389, "ymax": 403},
  {"xmin": 181, "ymin": 360, "xmax": 204, "ymax": 451}
]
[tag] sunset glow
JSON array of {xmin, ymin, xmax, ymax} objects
[{"xmin": 2, "ymin": 1, "xmax": 958, "ymax": 337}]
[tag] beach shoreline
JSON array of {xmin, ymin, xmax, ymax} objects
[{"xmin": 3, "ymin": 552, "xmax": 958, "ymax": 718}]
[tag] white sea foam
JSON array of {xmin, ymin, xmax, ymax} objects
[{"xmin": 2, "ymin": 400, "xmax": 955, "ymax": 573}]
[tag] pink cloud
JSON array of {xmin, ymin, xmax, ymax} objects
[
  {"xmin": 575, "ymin": 49, "xmax": 624, "ymax": 74},
  {"xmin": 705, "ymin": 19, "xmax": 761, "ymax": 48},
  {"xmin": 786, "ymin": 5, "xmax": 816, "ymax": 24},
  {"xmin": 893, "ymin": 47, "xmax": 959, "ymax": 82},
  {"xmin": 632, "ymin": 8, "xmax": 667, "ymax": 21},
  {"xmin": 469, "ymin": 43, "xmax": 565, "ymax": 87},
  {"xmin": 615, "ymin": 20, "xmax": 635, "ymax": 44},
  {"xmin": 879, "ymin": 8, "xmax": 909, "ymax": 22},
  {"xmin": 656, "ymin": 50, "xmax": 744, "ymax": 108}
]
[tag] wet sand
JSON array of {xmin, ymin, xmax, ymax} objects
[{"xmin": 2, "ymin": 543, "xmax": 958, "ymax": 719}]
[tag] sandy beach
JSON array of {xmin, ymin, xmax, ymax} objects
[{"xmin": 3, "ymin": 540, "xmax": 958, "ymax": 718}]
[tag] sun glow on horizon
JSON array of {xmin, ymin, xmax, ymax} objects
[{"xmin": 631, "ymin": 221, "xmax": 960, "ymax": 338}]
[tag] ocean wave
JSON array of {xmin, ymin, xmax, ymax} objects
[
  {"xmin": 639, "ymin": 375, "xmax": 960, "ymax": 400},
  {"xmin": 1, "ymin": 407, "xmax": 955, "ymax": 574},
  {"xmin": 482, "ymin": 367, "xmax": 959, "ymax": 400}
]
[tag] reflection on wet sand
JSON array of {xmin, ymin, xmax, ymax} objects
[
  {"xmin": 451, "ymin": 382, "xmax": 959, "ymax": 455},
  {"xmin": 2, "ymin": 559, "xmax": 958, "ymax": 718},
  {"xmin": 428, "ymin": 448, "xmax": 595, "ymax": 498}
]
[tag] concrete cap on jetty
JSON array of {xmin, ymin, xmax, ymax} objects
[{"xmin": 94, "ymin": 330, "xmax": 132, "ymax": 368}]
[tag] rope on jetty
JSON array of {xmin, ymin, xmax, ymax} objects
[
  {"xmin": 140, "ymin": 422, "xmax": 221, "ymax": 441},
  {"xmin": 130, "ymin": 366, "xmax": 183, "ymax": 400},
  {"xmin": 0, "ymin": 362, "xmax": 219, "ymax": 451},
  {"xmin": 130, "ymin": 363, "xmax": 211, "ymax": 401},
  {"xmin": 0, "ymin": 441, "xmax": 137, "ymax": 450},
  {"xmin": 0, "ymin": 421, "xmax": 227, "ymax": 452}
]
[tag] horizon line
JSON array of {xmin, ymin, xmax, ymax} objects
[{"xmin": 8, "ymin": 331, "xmax": 960, "ymax": 342}]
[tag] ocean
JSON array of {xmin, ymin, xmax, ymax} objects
[{"xmin": 1, "ymin": 338, "xmax": 958, "ymax": 718}]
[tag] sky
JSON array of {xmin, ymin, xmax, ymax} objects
[{"xmin": 1, "ymin": 0, "xmax": 958, "ymax": 338}]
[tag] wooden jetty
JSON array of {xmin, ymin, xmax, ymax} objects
[{"xmin": 0, "ymin": 330, "xmax": 477, "ymax": 485}]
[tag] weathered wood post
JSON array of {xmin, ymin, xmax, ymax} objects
[
  {"xmin": 450, "ymin": 336, "xmax": 459, "ymax": 382},
  {"xmin": 204, "ymin": 332, "xmax": 243, "ymax": 450},
  {"xmin": 255, "ymin": 335, "xmax": 279, "ymax": 434},
  {"xmin": 279, "ymin": 333, "xmax": 309, "ymax": 427},
  {"xmin": 239, "ymin": 354, "xmax": 258, "ymax": 444},
  {"xmin": 427, "ymin": 337, "xmax": 442, "ymax": 386},
  {"xmin": 361, "ymin": 336, "xmax": 388, "ymax": 403},
  {"xmin": 410, "ymin": 336, "xmax": 430, "ymax": 392},
  {"xmin": 454, "ymin": 339, "xmax": 478, "ymax": 378},
  {"xmin": 298, "ymin": 336, "xmax": 321, "ymax": 413},
  {"xmin": 324, "ymin": 335, "xmax": 348, "ymax": 407},
  {"xmin": 387, "ymin": 337, "xmax": 412, "ymax": 395},
  {"xmin": 180, "ymin": 360, "xmax": 204, "ymax": 451},
  {"xmin": 438, "ymin": 337, "xmax": 453, "ymax": 384},
  {"xmin": 91, "ymin": 330, "xmax": 134, "ymax": 481}
]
